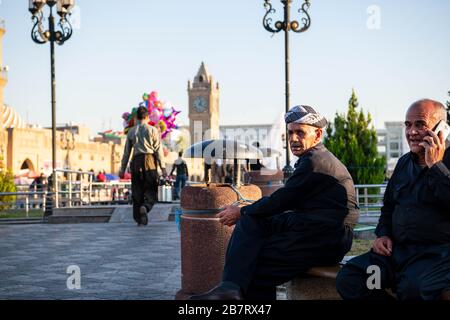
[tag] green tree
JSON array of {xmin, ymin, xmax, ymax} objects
[
  {"xmin": 0, "ymin": 169, "xmax": 16, "ymax": 211},
  {"xmin": 324, "ymin": 89, "xmax": 386, "ymax": 185}
]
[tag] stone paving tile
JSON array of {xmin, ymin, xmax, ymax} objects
[{"xmin": 0, "ymin": 221, "xmax": 181, "ymax": 300}]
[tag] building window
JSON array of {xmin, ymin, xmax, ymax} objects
[
  {"xmin": 79, "ymin": 154, "xmax": 82, "ymax": 160},
  {"xmin": 91, "ymin": 155, "xmax": 94, "ymax": 161},
  {"xmin": 390, "ymin": 142, "xmax": 400, "ymax": 150},
  {"xmin": 389, "ymin": 132, "xmax": 401, "ymax": 140}
]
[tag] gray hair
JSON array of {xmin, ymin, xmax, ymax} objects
[{"xmin": 410, "ymin": 99, "xmax": 447, "ymax": 122}]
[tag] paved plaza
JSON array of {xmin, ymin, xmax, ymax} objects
[{"xmin": 0, "ymin": 219, "xmax": 181, "ymax": 300}]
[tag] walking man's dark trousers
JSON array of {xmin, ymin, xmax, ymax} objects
[{"xmin": 130, "ymin": 154, "xmax": 159, "ymax": 224}]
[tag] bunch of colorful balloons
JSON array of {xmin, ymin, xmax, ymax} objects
[{"xmin": 122, "ymin": 91, "xmax": 181, "ymax": 139}]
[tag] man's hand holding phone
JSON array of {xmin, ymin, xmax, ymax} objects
[{"xmin": 420, "ymin": 120, "xmax": 449, "ymax": 168}]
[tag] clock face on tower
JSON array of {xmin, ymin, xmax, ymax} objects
[{"xmin": 193, "ymin": 97, "xmax": 207, "ymax": 113}]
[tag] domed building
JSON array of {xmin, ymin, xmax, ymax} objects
[{"xmin": 1, "ymin": 104, "xmax": 25, "ymax": 129}]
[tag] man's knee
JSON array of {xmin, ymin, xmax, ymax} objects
[
  {"xmin": 396, "ymin": 272, "xmax": 424, "ymax": 301},
  {"xmin": 417, "ymin": 269, "xmax": 450, "ymax": 300},
  {"xmin": 336, "ymin": 264, "xmax": 370, "ymax": 300}
]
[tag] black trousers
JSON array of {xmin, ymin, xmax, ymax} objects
[
  {"xmin": 336, "ymin": 244, "xmax": 450, "ymax": 300},
  {"xmin": 222, "ymin": 212, "xmax": 353, "ymax": 300},
  {"xmin": 130, "ymin": 154, "xmax": 159, "ymax": 224}
]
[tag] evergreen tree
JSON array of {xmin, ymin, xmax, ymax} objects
[{"xmin": 324, "ymin": 89, "xmax": 386, "ymax": 185}]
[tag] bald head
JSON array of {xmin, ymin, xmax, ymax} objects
[
  {"xmin": 405, "ymin": 99, "xmax": 447, "ymax": 157},
  {"xmin": 408, "ymin": 99, "xmax": 447, "ymax": 124}
]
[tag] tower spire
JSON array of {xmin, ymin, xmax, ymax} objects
[{"xmin": 195, "ymin": 61, "xmax": 210, "ymax": 84}]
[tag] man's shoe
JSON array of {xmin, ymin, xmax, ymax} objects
[
  {"xmin": 188, "ymin": 282, "xmax": 243, "ymax": 300},
  {"xmin": 139, "ymin": 206, "xmax": 148, "ymax": 226}
]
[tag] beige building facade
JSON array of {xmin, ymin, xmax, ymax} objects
[{"xmin": 4, "ymin": 125, "xmax": 124, "ymax": 176}]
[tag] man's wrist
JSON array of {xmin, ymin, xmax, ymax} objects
[{"xmin": 431, "ymin": 161, "xmax": 450, "ymax": 176}]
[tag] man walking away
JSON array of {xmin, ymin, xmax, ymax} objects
[{"xmin": 119, "ymin": 106, "xmax": 167, "ymax": 226}]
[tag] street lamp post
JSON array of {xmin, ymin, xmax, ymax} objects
[
  {"xmin": 60, "ymin": 126, "xmax": 75, "ymax": 170},
  {"xmin": 29, "ymin": 0, "xmax": 75, "ymax": 215},
  {"xmin": 262, "ymin": 0, "xmax": 311, "ymax": 180}
]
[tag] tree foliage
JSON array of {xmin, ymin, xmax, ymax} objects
[
  {"xmin": 324, "ymin": 90, "xmax": 386, "ymax": 185},
  {"xmin": 0, "ymin": 169, "xmax": 16, "ymax": 211}
]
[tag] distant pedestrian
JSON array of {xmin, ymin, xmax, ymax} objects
[
  {"xmin": 30, "ymin": 173, "xmax": 46, "ymax": 192},
  {"xmin": 119, "ymin": 106, "xmax": 167, "ymax": 226},
  {"xmin": 170, "ymin": 151, "xmax": 189, "ymax": 200},
  {"xmin": 96, "ymin": 171, "xmax": 106, "ymax": 183}
]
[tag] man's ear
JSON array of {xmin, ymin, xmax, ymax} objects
[{"xmin": 315, "ymin": 128, "xmax": 323, "ymax": 143}]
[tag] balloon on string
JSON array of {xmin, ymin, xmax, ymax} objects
[
  {"xmin": 150, "ymin": 108, "xmax": 162, "ymax": 124},
  {"xmin": 122, "ymin": 90, "xmax": 181, "ymax": 139},
  {"xmin": 163, "ymin": 108, "xmax": 172, "ymax": 118}
]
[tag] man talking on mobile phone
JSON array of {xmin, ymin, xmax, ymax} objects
[{"xmin": 336, "ymin": 99, "xmax": 450, "ymax": 300}]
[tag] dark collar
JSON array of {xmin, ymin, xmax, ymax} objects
[{"xmin": 294, "ymin": 143, "xmax": 325, "ymax": 168}]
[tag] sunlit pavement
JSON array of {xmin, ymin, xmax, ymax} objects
[{"xmin": 0, "ymin": 220, "xmax": 181, "ymax": 300}]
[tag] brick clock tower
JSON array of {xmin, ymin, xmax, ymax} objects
[{"xmin": 188, "ymin": 62, "xmax": 220, "ymax": 144}]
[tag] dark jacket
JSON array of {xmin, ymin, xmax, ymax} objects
[
  {"xmin": 376, "ymin": 148, "xmax": 450, "ymax": 245},
  {"xmin": 241, "ymin": 143, "xmax": 359, "ymax": 227}
]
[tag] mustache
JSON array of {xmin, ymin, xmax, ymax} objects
[{"xmin": 291, "ymin": 144, "xmax": 303, "ymax": 148}]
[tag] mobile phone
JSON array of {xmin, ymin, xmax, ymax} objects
[{"xmin": 432, "ymin": 120, "xmax": 450, "ymax": 141}]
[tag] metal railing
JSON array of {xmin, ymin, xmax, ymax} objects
[
  {"xmin": 0, "ymin": 191, "xmax": 48, "ymax": 218},
  {"xmin": 1, "ymin": 177, "xmax": 387, "ymax": 217},
  {"xmin": 354, "ymin": 184, "xmax": 386, "ymax": 216},
  {"xmin": 53, "ymin": 169, "xmax": 132, "ymax": 208},
  {"xmin": 0, "ymin": 170, "xmax": 130, "ymax": 214}
]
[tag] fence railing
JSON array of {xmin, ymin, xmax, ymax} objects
[
  {"xmin": 52, "ymin": 169, "xmax": 132, "ymax": 208},
  {"xmin": 2, "ymin": 174, "xmax": 388, "ymax": 216},
  {"xmin": 0, "ymin": 191, "xmax": 48, "ymax": 218},
  {"xmin": 1, "ymin": 170, "xmax": 131, "ymax": 214},
  {"xmin": 354, "ymin": 184, "xmax": 386, "ymax": 216}
]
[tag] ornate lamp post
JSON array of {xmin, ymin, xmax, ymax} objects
[
  {"xmin": 60, "ymin": 127, "xmax": 75, "ymax": 170},
  {"xmin": 28, "ymin": 0, "xmax": 75, "ymax": 191},
  {"xmin": 262, "ymin": 0, "xmax": 311, "ymax": 180}
]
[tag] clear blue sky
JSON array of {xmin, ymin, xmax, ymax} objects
[{"xmin": 1, "ymin": 0, "xmax": 449, "ymax": 135}]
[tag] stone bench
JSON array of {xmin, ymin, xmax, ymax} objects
[
  {"xmin": 285, "ymin": 257, "xmax": 450, "ymax": 300},
  {"xmin": 285, "ymin": 259, "xmax": 352, "ymax": 300},
  {"xmin": 283, "ymin": 209, "xmax": 361, "ymax": 300}
]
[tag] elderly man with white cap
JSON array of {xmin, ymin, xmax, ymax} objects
[{"xmin": 190, "ymin": 105, "xmax": 359, "ymax": 300}]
